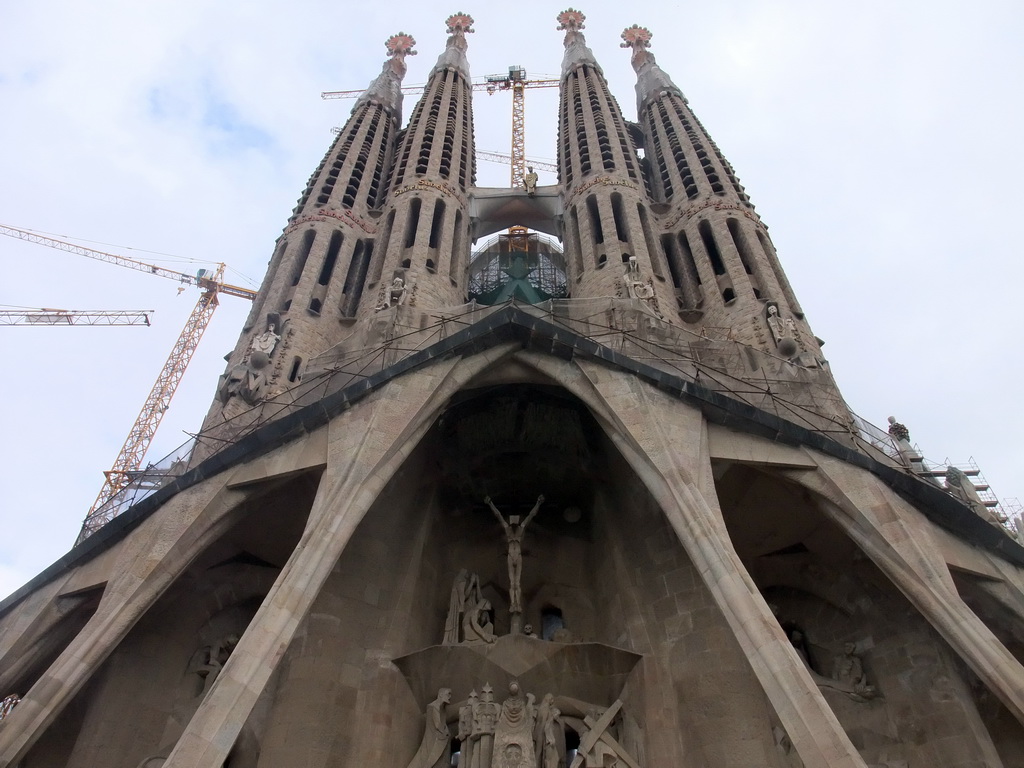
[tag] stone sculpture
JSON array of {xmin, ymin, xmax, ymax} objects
[
  {"xmin": 217, "ymin": 363, "xmax": 266, "ymax": 406},
  {"xmin": 766, "ymin": 303, "xmax": 800, "ymax": 357},
  {"xmin": 473, "ymin": 684, "xmax": 500, "ymax": 768},
  {"xmin": 493, "ymin": 681, "xmax": 538, "ymax": 768},
  {"xmin": 830, "ymin": 643, "xmax": 876, "ymax": 700},
  {"xmin": 445, "ymin": 569, "xmax": 482, "ymax": 644},
  {"xmin": 621, "ymin": 257, "xmax": 661, "ymax": 318},
  {"xmin": 463, "ymin": 597, "xmax": 497, "ymax": 645},
  {"xmin": 523, "ymin": 167, "xmax": 539, "ymax": 196},
  {"xmin": 535, "ymin": 694, "xmax": 565, "ymax": 768},
  {"xmin": 569, "ymin": 700, "xmax": 639, "ymax": 768},
  {"xmin": 406, "ymin": 688, "xmax": 452, "ymax": 768},
  {"xmin": 486, "ymin": 494, "xmax": 545, "ymax": 622},
  {"xmin": 886, "ymin": 416, "xmax": 910, "ymax": 444},
  {"xmin": 460, "ymin": 690, "xmax": 479, "ymax": 768},
  {"xmin": 250, "ymin": 320, "xmax": 281, "ymax": 358},
  {"xmin": 945, "ymin": 466, "xmax": 1005, "ymax": 525},
  {"xmin": 196, "ymin": 634, "xmax": 239, "ymax": 697},
  {"xmin": 377, "ymin": 276, "xmax": 409, "ymax": 311},
  {"xmin": 886, "ymin": 415, "xmax": 923, "ymax": 469}
]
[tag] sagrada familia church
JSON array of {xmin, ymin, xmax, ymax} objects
[{"xmin": 0, "ymin": 9, "xmax": 1022, "ymax": 768}]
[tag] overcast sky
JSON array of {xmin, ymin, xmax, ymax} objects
[{"xmin": 1, "ymin": 0, "xmax": 1022, "ymax": 599}]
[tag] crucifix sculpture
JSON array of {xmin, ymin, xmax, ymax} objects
[{"xmin": 485, "ymin": 494, "xmax": 544, "ymax": 633}]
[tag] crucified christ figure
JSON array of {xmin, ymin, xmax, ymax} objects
[{"xmin": 485, "ymin": 494, "xmax": 544, "ymax": 617}]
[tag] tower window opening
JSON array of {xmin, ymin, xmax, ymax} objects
[
  {"xmin": 370, "ymin": 210, "xmax": 396, "ymax": 285},
  {"xmin": 404, "ymin": 198, "xmax": 422, "ymax": 249},
  {"xmin": 570, "ymin": 208, "xmax": 584, "ymax": 279},
  {"xmin": 638, "ymin": 204, "xmax": 663, "ymax": 279},
  {"xmin": 318, "ymin": 231, "xmax": 343, "ymax": 286},
  {"xmin": 291, "ymin": 230, "xmax": 316, "ymax": 287},
  {"xmin": 662, "ymin": 235, "xmax": 682, "ymax": 289},
  {"xmin": 426, "ymin": 259, "xmax": 436, "ymax": 273},
  {"xmin": 586, "ymin": 195, "xmax": 604, "ymax": 247},
  {"xmin": 401, "ymin": 258, "xmax": 411, "ymax": 269},
  {"xmin": 288, "ymin": 356, "xmax": 303, "ymax": 383},
  {"xmin": 698, "ymin": 220, "xmax": 727, "ymax": 276},
  {"xmin": 341, "ymin": 239, "xmax": 372, "ymax": 317},
  {"xmin": 722, "ymin": 287, "xmax": 736, "ymax": 303},
  {"xmin": 429, "ymin": 199, "xmax": 446, "ymax": 249},
  {"xmin": 757, "ymin": 228, "xmax": 802, "ymax": 314},
  {"xmin": 727, "ymin": 219, "xmax": 754, "ymax": 276},
  {"xmin": 450, "ymin": 210, "xmax": 465, "ymax": 281},
  {"xmin": 308, "ymin": 297, "xmax": 322, "ymax": 314},
  {"xmin": 597, "ymin": 253, "xmax": 607, "ymax": 268},
  {"xmin": 610, "ymin": 193, "xmax": 628, "ymax": 243}
]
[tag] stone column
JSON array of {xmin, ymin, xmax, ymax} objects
[{"xmin": 520, "ymin": 354, "xmax": 868, "ymax": 768}]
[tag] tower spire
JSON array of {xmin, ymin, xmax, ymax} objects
[
  {"xmin": 365, "ymin": 13, "xmax": 477, "ymax": 312},
  {"xmin": 620, "ymin": 24, "xmax": 684, "ymax": 112},
  {"xmin": 433, "ymin": 12, "xmax": 474, "ymax": 79},
  {"xmin": 623, "ymin": 24, "xmax": 813, "ymax": 355},
  {"xmin": 193, "ymin": 33, "xmax": 412, "ymax": 451},
  {"xmin": 556, "ymin": 8, "xmax": 600, "ymax": 77},
  {"xmin": 356, "ymin": 32, "xmax": 418, "ymax": 119}
]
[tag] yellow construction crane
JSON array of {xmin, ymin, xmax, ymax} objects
[
  {"xmin": 476, "ymin": 150, "xmax": 557, "ymax": 174},
  {"xmin": 0, "ymin": 308, "xmax": 153, "ymax": 326},
  {"xmin": 322, "ymin": 66, "xmax": 559, "ymax": 190},
  {"xmin": 0, "ymin": 224, "xmax": 257, "ymax": 542}
]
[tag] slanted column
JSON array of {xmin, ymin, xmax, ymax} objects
[
  {"xmin": 555, "ymin": 9, "xmax": 673, "ymax": 317},
  {"xmin": 561, "ymin": 363, "xmax": 870, "ymax": 768},
  {"xmin": 364, "ymin": 13, "xmax": 476, "ymax": 315}
]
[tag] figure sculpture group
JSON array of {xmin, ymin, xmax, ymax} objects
[
  {"xmin": 407, "ymin": 683, "xmax": 638, "ymax": 768},
  {"xmin": 445, "ymin": 495, "xmax": 547, "ymax": 642}
]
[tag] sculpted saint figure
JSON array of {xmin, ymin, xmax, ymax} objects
[
  {"xmin": 463, "ymin": 597, "xmax": 497, "ymax": 645},
  {"xmin": 377, "ymin": 276, "xmax": 409, "ymax": 311},
  {"xmin": 493, "ymin": 681, "xmax": 538, "ymax": 768},
  {"xmin": 472, "ymin": 684, "xmax": 500, "ymax": 768},
  {"xmin": 250, "ymin": 321, "xmax": 281, "ymax": 357},
  {"xmin": 534, "ymin": 694, "xmax": 565, "ymax": 768},
  {"xmin": 829, "ymin": 643, "xmax": 877, "ymax": 701},
  {"xmin": 485, "ymin": 494, "xmax": 545, "ymax": 615},
  {"xmin": 406, "ymin": 688, "xmax": 452, "ymax": 768},
  {"xmin": 460, "ymin": 690, "xmax": 479, "ymax": 768},
  {"xmin": 196, "ymin": 634, "xmax": 239, "ymax": 697},
  {"xmin": 444, "ymin": 569, "xmax": 481, "ymax": 644},
  {"xmin": 522, "ymin": 167, "xmax": 539, "ymax": 196}
]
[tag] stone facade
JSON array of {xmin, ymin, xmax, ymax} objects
[{"xmin": 0, "ymin": 11, "xmax": 1022, "ymax": 768}]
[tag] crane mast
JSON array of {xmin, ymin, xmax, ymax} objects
[{"xmin": 78, "ymin": 275, "xmax": 224, "ymax": 542}]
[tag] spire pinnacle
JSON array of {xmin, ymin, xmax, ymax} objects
[
  {"xmin": 355, "ymin": 33, "xmax": 417, "ymax": 115},
  {"xmin": 433, "ymin": 12, "xmax": 474, "ymax": 78},
  {"xmin": 557, "ymin": 8, "xmax": 600, "ymax": 77},
  {"xmin": 621, "ymin": 24, "xmax": 685, "ymax": 109}
]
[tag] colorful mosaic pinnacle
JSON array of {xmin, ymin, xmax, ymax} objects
[
  {"xmin": 445, "ymin": 12, "xmax": 475, "ymax": 37},
  {"xmin": 385, "ymin": 32, "xmax": 417, "ymax": 61},
  {"xmin": 620, "ymin": 24, "xmax": 653, "ymax": 53},
  {"xmin": 556, "ymin": 8, "xmax": 586, "ymax": 37}
]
